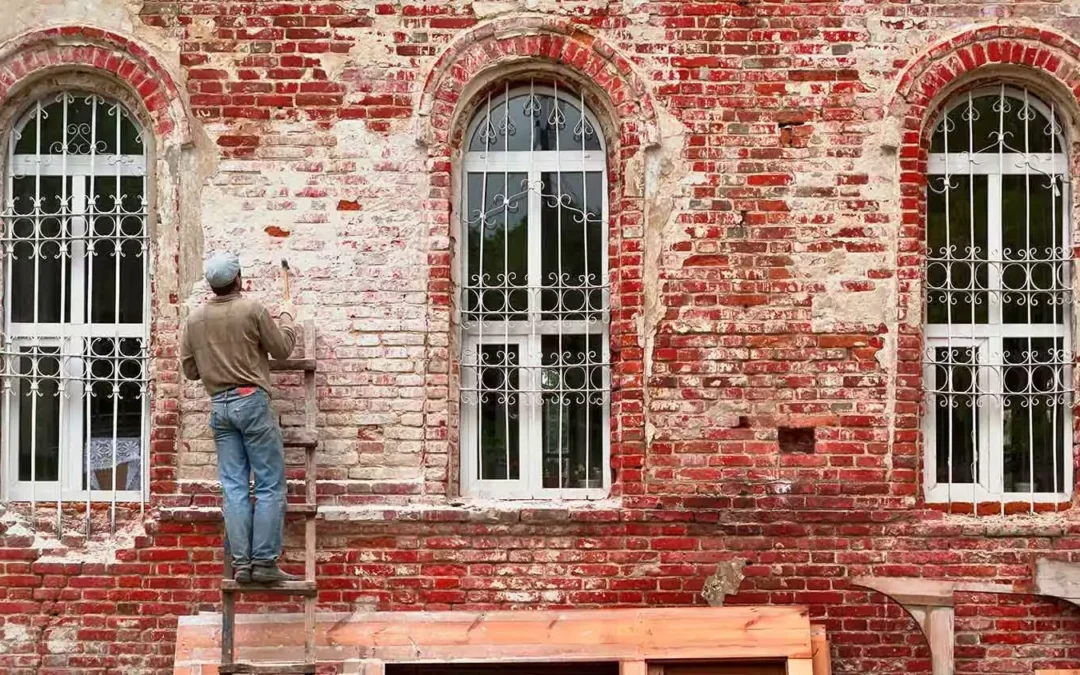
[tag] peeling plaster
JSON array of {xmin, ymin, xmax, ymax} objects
[
  {"xmin": 640, "ymin": 106, "xmax": 688, "ymax": 445},
  {"xmin": 471, "ymin": 0, "xmax": 611, "ymax": 18},
  {"xmin": 0, "ymin": 505, "xmax": 146, "ymax": 562},
  {"xmin": 5, "ymin": 0, "xmax": 182, "ymax": 70}
]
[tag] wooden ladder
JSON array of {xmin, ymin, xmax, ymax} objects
[{"xmin": 220, "ymin": 320, "xmax": 319, "ymax": 674}]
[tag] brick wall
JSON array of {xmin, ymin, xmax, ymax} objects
[{"xmin": 2, "ymin": 1, "xmax": 1080, "ymax": 674}]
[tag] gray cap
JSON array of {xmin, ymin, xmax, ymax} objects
[{"xmin": 204, "ymin": 251, "xmax": 241, "ymax": 289}]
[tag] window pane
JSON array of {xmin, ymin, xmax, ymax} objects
[
  {"xmin": 1002, "ymin": 337, "xmax": 1068, "ymax": 493},
  {"xmin": 926, "ymin": 174, "xmax": 988, "ymax": 325},
  {"xmin": 9, "ymin": 176, "xmax": 71, "ymax": 324},
  {"xmin": 16, "ymin": 346, "xmax": 60, "ymax": 482},
  {"xmin": 540, "ymin": 172, "xmax": 605, "ymax": 321},
  {"xmin": 932, "ymin": 346, "xmax": 978, "ymax": 484},
  {"xmin": 541, "ymin": 334, "xmax": 604, "ymax": 489},
  {"xmin": 1001, "ymin": 174, "xmax": 1067, "ymax": 325},
  {"xmin": 82, "ymin": 338, "xmax": 145, "ymax": 491},
  {"xmin": 476, "ymin": 344, "xmax": 520, "ymax": 481},
  {"xmin": 465, "ymin": 172, "xmax": 529, "ymax": 323},
  {"xmin": 87, "ymin": 176, "xmax": 146, "ymax": 324}
]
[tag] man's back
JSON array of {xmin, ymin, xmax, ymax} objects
[{"xmin": 181, "ymin": 292, "xmax": 296, "ymax": 396}]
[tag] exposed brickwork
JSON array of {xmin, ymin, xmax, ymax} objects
[{"xmin": 2, "ymin": 3, "xmax": 1080, "ymax": 675}]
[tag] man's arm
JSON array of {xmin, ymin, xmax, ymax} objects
[
  {"xmin": 257, "ymin": 304, "xmax": 297, "ymax": 360},
  {"xmin": 180, "ymin": 322, "xmax": 200, "ymax": 381}
]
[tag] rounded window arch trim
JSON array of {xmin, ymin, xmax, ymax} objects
[
  {"xmin": 415, "ymin": 16, "xmax": 660, "ymax": 149},
  {"xmin": 928, "ymin": 84, "xmax": 1071, "ymax": 152},
  {"xmin": 0, "ymin": 26, "xmax": 192, "ymax": 145},
  {"xmin": 462, "ymin": 82, "xmax": 609, "ymax": 156},
  {"xmin": 10, "ymin": 90, "xmax": 146, "ymax": 148}
]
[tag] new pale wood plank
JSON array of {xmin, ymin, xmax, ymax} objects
[
  {"xmin": 174, "ymin": 607, "xmax": 814, "ymax": 666},
  {"xmin": 786, "ymin": 659, "xmax": 814, "ymax": 675},
  {"xmin": 1034, "ymin": 558, "xmax": 1080, "ymax": 604},
  {"xmin": 620, "ymin": 661, "xmax": 647, "ymax": 675},
  {"xmin": 810, "ymin": 624, "xmax": 830, "ymax": 675}
]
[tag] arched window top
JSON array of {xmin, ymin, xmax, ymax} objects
[
  {"xmin": 931, "ymin": 86, "xmax": 1066, "ymax": 155},
  {"xmin": 13, "ymin": 92, "xmax": 144, "ymax": 158},
  {"xmin": 466, "ymin": 83, "xmax": 604, "ymax": 153}
]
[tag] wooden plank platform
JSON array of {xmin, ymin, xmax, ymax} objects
[
  {"xmin": 221, "ymin": 580, "xmax": 317, "ymax": 596},
  {"xmin": 282, "ymin": 428, "xmax": 317, "ymax": 448},
  {"xmin": 220, "ymin": 662, "xmax": 315, "ymax": 674},
  {"xmin": 269, "ymin": 358, "xmax": 317, "ymax": 372}
]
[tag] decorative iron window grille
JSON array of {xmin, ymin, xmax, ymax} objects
[
  {"xmin": 924, "ymin": 85, "xmax": 1073, "ymax": 507},
  {"xmin": 0, "ymin": 92, "xmax": 150, "ymax": 532},
  {"xmin": 459, "ymin": 80, "xmax": 610, "ymax": 499}
]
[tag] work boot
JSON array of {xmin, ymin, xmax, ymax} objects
[
  {"xmin": 233, "ymin": 566, "xmax": 252, "ymax": 584},
  {"xmin": 251, "ymin": 562, "xmax": 300, "ymax": 583}
]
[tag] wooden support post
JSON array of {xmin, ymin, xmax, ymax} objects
[
  {"xmin": 852, "ymin": 577, "xmax": 1015, "ymax": 675},
  {"xmin": 1034, "ymin": 558, "xmax": 1080, "ymax": 609},
  {"xmin": 620, "ymin": 661, "xmax": 647, "ymax": 675},
  {"xmin": 302, "ymin": 319, "xmax": 317, "ymax": 666},
  {"xmin": 810, "ymin": 624, "xmax": 830, "ymax": 675},
  {"xmin": 786, "ymin": 659, "xmax": 814, "ymax": 675},
  {"xmin": 222, "ymin": 536, "xmax": 235, "ymax": 667}
]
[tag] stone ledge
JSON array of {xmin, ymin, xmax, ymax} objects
[{"xmin": 160, "ymin": 499, "xmax": 624, "ymax": 525}]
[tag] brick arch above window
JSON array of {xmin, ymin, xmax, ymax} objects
[
  {"xmin": 415, "ymin": 15, "xmax": 660, "ymax": 152},
  {"xmin": 891, "ymin": 26, "xmax": 1080, "ymax": 514},
  {"xmin": 0, "ymin": 26, "xmax": 191, "ymax": 145}
]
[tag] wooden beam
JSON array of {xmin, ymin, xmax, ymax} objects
[
  {"xmin": 925, "ymin": 607, "xmax": 954, "ymax": 675},
  {"xmin": 343, "ymin": 661, "xmax": 385, "ymax": 675},
  {"xmin": 1034, "ymin": 558, "xmax": 1080, "ymax": 608},
  {"xmin": 172, "ymin": 607, "xmax": 815, "ymax": 671},
  {"xmin": 851, "ymin": 577, "xmax": 1014, "ymax": 608},
  {"xmin": 620, "ymin": 661, "xmax": 647, "ymax": 675},
  {"xmin": 787, "ymin": 659, "xmax": 814, "ymax": 675},
  {"xmin": 850, "ymin": 576, "xmax": 1013, "ymax": 675},
  {"xmin": 810, "ymin": 624, "xmax": 830, "ymax": 675}
]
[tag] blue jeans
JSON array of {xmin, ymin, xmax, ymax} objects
[{"xmin": 211, "ymin": 387, "xmax": 286, "ymax": 569}]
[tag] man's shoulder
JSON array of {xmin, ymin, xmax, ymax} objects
[{"xmin": 233, "ymin": 295, "xmax": 269, "ymax": 317}]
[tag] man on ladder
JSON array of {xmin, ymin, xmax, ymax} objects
[{"xmin": 180, "ymin": 251, "xmax": 300, "ymax": 584}]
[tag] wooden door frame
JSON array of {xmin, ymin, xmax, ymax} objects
[{"xmin": 173, "ymin": 606, "xmax": 819, "ymax": 674}]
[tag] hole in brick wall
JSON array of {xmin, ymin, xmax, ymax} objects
[
  {"xmin": 737, "ymin": 416, "xmax": 751, "ymax": 428},
  {"xmin": 778, "ymin": 427, "xmax": 815, "ymax": 454}
]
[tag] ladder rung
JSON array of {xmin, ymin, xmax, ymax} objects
[
  {"xmin": 219, "ymin": 663, "xmax": 316, "ymax": 674},
  {"xmin": 286, "ymin": 502, "xmax": 318, "ymax": 515},
  {"xmin": 283, "ymin": 428, "xmax": 317, "ymax": 448},
  {"xmin": 221, "ymin": 579, "xmax": 317, "ymax": 596},
  {"xmin": 269, "ymin": 358, "xmax": 317, "ymax": 372}
]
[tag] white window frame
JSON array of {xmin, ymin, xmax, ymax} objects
[
  {"xmin": 0, "ymin": 92, "xmax": 150, "ymax": 512},
  {"xmin": 923, "ymin": 85, "xmax": 1074, "ymax": 505},
  {"xmin": 459, "ymin": 82, "xmax": 611, "ymax": 500}
]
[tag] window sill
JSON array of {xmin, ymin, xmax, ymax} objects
[{"xmin": 160, "ymin": 498, "xmax": 624, "ymax": 524}]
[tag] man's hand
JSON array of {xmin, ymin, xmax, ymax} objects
[{"xmin": 280, "ymin": 300, "xmax": 297, "ymax": 321}]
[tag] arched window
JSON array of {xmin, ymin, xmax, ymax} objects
[
  {"xmin": 925, "ymin": 85, "xmax": 1072, "ymax": 504},
  {"xmin": 459, "ymin": 80, "xmax": 610, "ymax": 499},
  {"xmin": 1, "ymin": 92, "xmax": 149, "ymax": 510}
]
